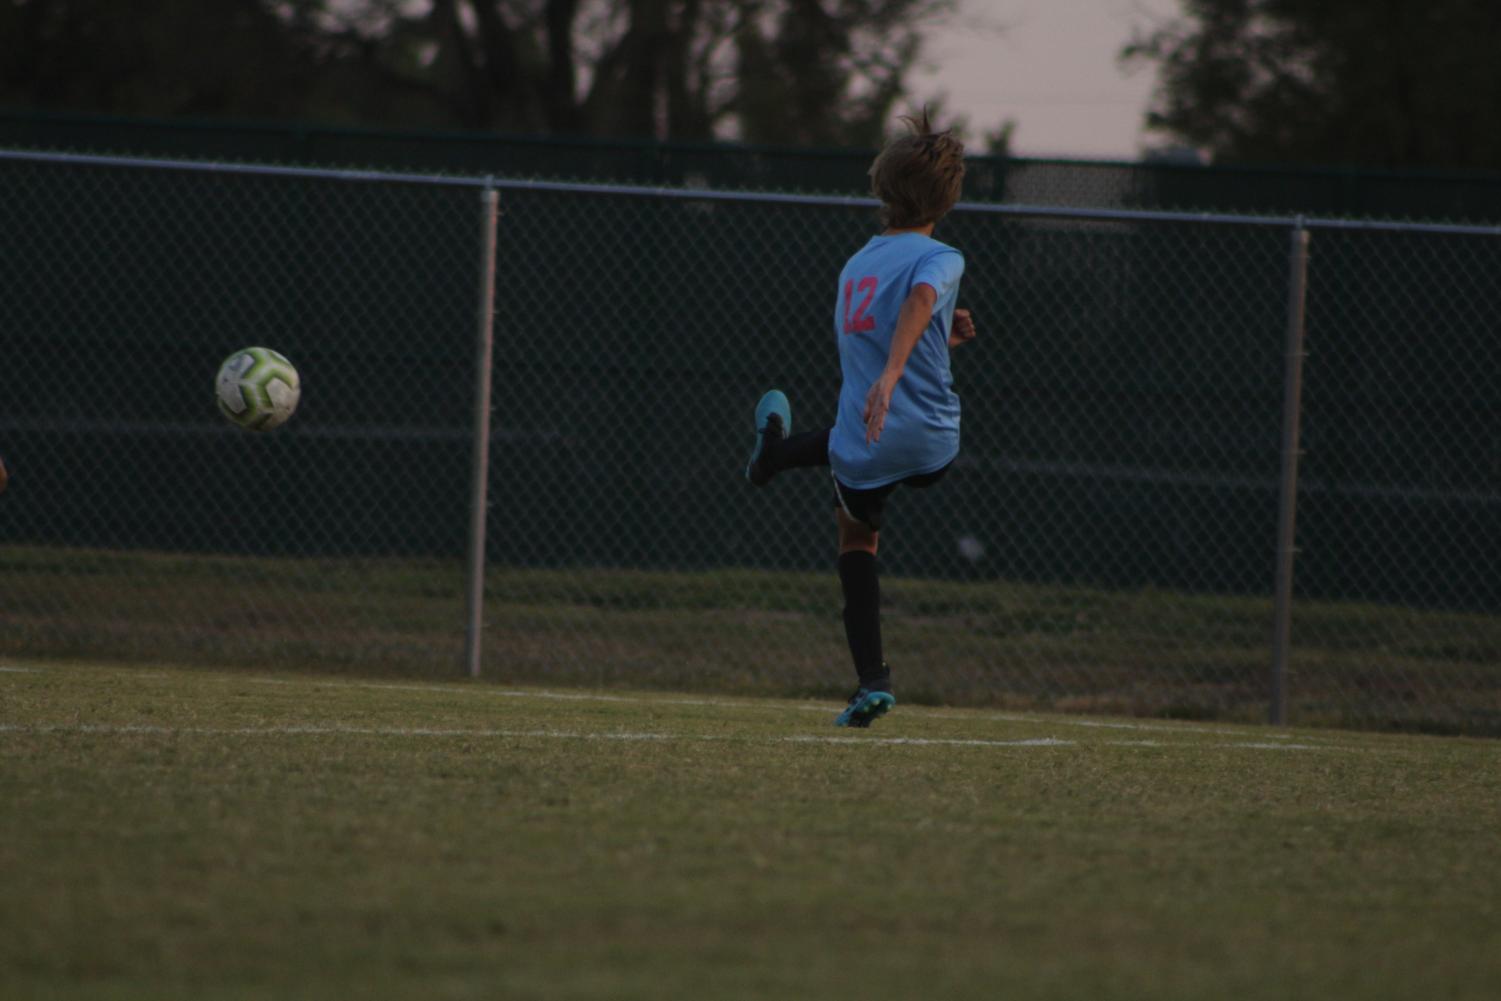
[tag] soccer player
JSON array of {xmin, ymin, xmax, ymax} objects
[{"xmin": 744, "ymin": 110, "xmax": 976, "ymax": 728}]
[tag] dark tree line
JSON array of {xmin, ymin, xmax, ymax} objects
[
  {"xmin": 0, "ymin": 0, "xmax": 970, "ymax": 148},
  {"xmin": 9, "ymin": 0, "xmax": 1497, "ymax": 169},
  {"xmin": 1126, "ymin": 0, "xmax": 1501, "ymax": 170}
]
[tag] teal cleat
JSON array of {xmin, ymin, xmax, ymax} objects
[
  {"xmin": 834, "ymin": 688, "xmax": 896, "ymax": 728},
  {"xmin": 745, "ymin": 389, "xmax": 791, "ymax": 486}
]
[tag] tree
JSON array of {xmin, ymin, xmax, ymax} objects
[
  {"xmin": 335, "ymin": 0, "xmax": 958, "ymax": 143},
  {"xmin": 1, "ymin": 0, "xmax": 964, "ymax": 146},
  {"xmin": 0, "ymin": 0, "xmax": 330, "ymax": 119},
  {"xmin": 731, "ymin": 0, "xmax": 950, "ymax": 146},
  {"xmin": 1123, "ymin": 0, "xmax": 1501, "ymax": 170}
]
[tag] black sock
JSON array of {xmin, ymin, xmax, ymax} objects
[
  {"xmin": 838, "ymin": 550, "xmax": 888, "ymax": 690},
  {"xmin": 777, "ymin": 427, "xmax": 831, "ymax": 471}
]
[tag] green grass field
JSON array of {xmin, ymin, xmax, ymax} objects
[
  {"xmin": 6, "ymin": 545, "xmax": 1501, "ymax": 733},
  {"xmin": 3, "ymin": 660, "xmax": 1499, "ymax": 1000}
]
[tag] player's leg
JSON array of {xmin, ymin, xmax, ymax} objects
[
  {"xmin": 831, "ymin": 481, "xmax": 896, "ymax": 728},
  {"xmin": 829, "ymin": 463, "xmax": 952, "ymax": 726},
  {"xmin": 745, "ymin": 390, "xmax": 830, "ymax": 486}
]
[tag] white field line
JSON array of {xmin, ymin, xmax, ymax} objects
[
  {"xmin": 347, "ymin": 681, "xmax": 1331, "ymax": 743},
  {"xmin": 0, "ymin": 722, "xmax": 1333, "ymax": 752},
  {"xmin": 278, "ymin": 677, "xmax": 1324, "ymax": 741},
  {"xmin": 3, "ymin": 663, "xmax": 1331, "ymax": 746},
  {"xmin": 930, "ymin": 712, "xmax": 1311, "ymax": 741}
]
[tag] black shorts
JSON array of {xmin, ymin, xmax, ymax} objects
[{"xmin": 831, "ymin": 463, "xmax": 951, "ymax": 532}]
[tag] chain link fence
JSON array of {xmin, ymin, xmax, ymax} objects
[
  {"xmin": 2, "ymin": 150, "xmax": 1498, "ymax": 734},
  {"xmin": 9, "ymin": 110, "xmax": 1501, "ymax": 223},
  {"xmin": 0, "ymin": 154, "xmax": 482, "ymax": 673}
]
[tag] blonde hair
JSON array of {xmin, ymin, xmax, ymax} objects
[{"xmin": 868, "ymin": 109, "xmax": 966, "ymax": 229}]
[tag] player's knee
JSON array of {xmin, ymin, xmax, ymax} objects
[
  {"xmin": 835, "ymin": 511, "xmax": 879, "ymax": 554},
  {"xmin": 841, "ymin": 536, "xmax": 878, "ymax": 555}
]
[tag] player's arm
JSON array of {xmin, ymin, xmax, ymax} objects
[
  {"xmin": 862, "ymin": 282, "xmax": 938, "ymax": 444},
  {"xmin": 949, "ymin": 308, "xmax": 976, "ymax": 348}
]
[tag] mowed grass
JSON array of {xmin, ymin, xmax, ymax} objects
[
  {"xmin": 3, "ymin": 661, "xmax": 1499, "ymax": 1001},
  {"xmin": 5, "ymin": 545, "xmax": 1501, "ymax": 733}
]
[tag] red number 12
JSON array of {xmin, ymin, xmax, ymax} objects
[{"xmin": 842, "ymin": 276, "xmax": 877, "ymax": 333}]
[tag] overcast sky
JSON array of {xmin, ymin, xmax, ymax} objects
[{"xmin": 912, "ymin": 0, "xmax": 1181, "ymax": 160}]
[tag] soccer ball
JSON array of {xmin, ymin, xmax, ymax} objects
[{"xmin": 215, "ymin": 347, "xmax": 301, "ymax": 431}]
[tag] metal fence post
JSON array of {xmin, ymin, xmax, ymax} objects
[
  {"xmin": 464, "ymin": 186, "xmax": 500, "ymax": 678},
  {"xmin": 1270, "ymin": 219, "xmax": 1311, "ymax": 725}
]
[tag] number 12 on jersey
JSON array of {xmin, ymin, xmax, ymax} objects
[{"xmin": 842, "ymin": 276, "xmax": 878, "ymax": 333}]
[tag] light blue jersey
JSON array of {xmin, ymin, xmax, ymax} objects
[{"xmin": 829, "ymin": 232, "xmax": 965, "ymax": 489}]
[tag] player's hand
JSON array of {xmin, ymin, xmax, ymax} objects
[
  {"xmin": 948, "ymin": 308, "xmax": 976, "ymax": 348},
  {"xmin": 862, "ymin": 372, "xmax": 899, "ymax": 445}
]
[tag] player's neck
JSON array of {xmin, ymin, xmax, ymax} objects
[{"xmin": 883, "ymin": 223, "xmax": 935, "ymax": 237}]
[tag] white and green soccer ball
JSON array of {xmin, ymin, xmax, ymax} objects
[{"xmin": 215, "ymin": 347, "xmax": 301, "ymax": 431}]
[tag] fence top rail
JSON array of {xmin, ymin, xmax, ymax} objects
[{"xmin": 5, "ymin": 146, "xmax": 1501, "ymax": 238}]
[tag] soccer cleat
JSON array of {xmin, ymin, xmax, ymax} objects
[
  {"xmin": 834, "ymin": 687, "xmax": 896, "ymax": 728},
  {"xmin": 745, "ymin": 389, "xmax": 791, "ymax": 486}
]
